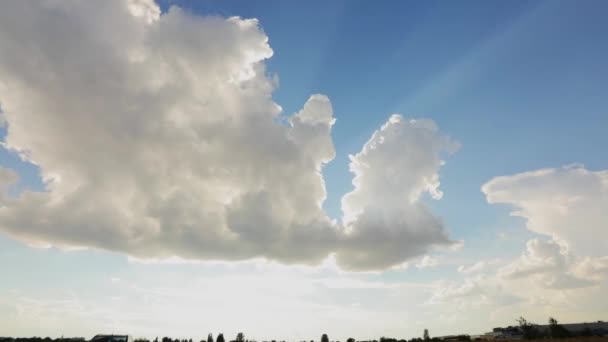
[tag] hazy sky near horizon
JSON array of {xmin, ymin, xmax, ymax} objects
[{"xmin": 1, "ymin": 0, "xmax": 607, "ymax": 340}]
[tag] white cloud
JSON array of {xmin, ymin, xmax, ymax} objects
[
  {"xmin": 483, "ymin": 165, "xmax": 608, "ymax": 289},
  {"xmin": 499, "ymin": 239, "xmax": 568, "ymax": 279},
  {"xmin": 482, "ymin": 165, "xmax": 608, "ymax": 255},
  {"xmin": 337, "ymin": 115, "xmax": 459, "ymax": 270},
  {"xmin": 426, "ymin": 164, "xmax": 608, "ymax": 320},
  {"xmin": 457, "ymin": 261, "xmax": 487, "ymax": 274},
  {"xmin": 428, "ymin": 276, "xmax": 522, "ymax": 308},
  {"xmin": 498, "ymin": 238, "xmax": 598, "ymax": 289},
  {"xmin": 416, "ymin": 255, "xmax": 440, "ymax": 269},
  {"xmin": 429, "ymin": 277, "xmax": 483, "ymax": 304},
  {"xmin": 0, "ymin": 0, "xmax": 457, "ymax": 270},
  {"xmin": 447, "ymin": 239, "xmax": 465, "ymax": 251},
  {"xmin": 342, "ymin": 116, "xmax": 459, "ymax": 222},
  {"xmin": 574, "ymin": 256, "xmax": 608, "ymax": 280}
]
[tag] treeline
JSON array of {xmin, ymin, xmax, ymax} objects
[
  {"xmin": 5, "ymin": 319, "xmax": 606, "ymax": 342},
  {"xmin": 133, "ymin": 332, "xmax": 469, "ymax": 342},
  {"xmin": 0, "ymin": 338, "xmax": 86, "ymax": 342},
  {"xmin": 1, "ymin": 332, "xmax": 469, "ymax": 342}
]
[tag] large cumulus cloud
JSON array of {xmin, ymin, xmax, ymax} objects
[{"xmin": 0, "ymin": 0, "xmax": 456, "ymax": 270}]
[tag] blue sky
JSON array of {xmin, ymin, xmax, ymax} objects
[{"xmin": 0, "ymin": 0, "xmax": 607, "ymax": 340}]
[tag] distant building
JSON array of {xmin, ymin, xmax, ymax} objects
[
  {"xmin": 436, "ymin": 335, "xmax": 470, "ymax": 341},
  {"xmin": 90, "ymin": 335, "xmax": 133, "ymax": 342},
  {"xmin": 479, "ymin": 327, "xmax": 522, "ymax": 340},
  {"xmin": 480, "ymin": 320, "xmax": 608, "ymax": 339},
  {"xmin": 537, "ymin": 321, "xmax": 608, "ymax": 336}
]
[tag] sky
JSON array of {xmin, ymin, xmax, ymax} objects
[{"xmin": 0, "ymin": 0, "xmax": 607, "ymax": 340}]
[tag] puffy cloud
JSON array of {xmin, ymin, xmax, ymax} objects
[
  {"xmin": 446, "ymin": 164, "xmax": 608, "ymax": 317},
  {"xmin": 499, "ymin": 238, "xmax": 597, "ymax": 289},
  {"xmin": 499, "ymin": 239, "xmax": 568, "ymax": 279},
  {"xmin": 342, "ymin": 116, "xmax": 459, "ymax": 221},
  {"xmin": 483, "ymin": 165, "xmax": 608, "ymax": 288},
  {"xmin": 337, "ymin": 116, "xmax": 458, "ymax": 270},
  {"xmin": 0, "ymin": 0, "xmax": 333, "ymax": 264},
  {"xmin": 0, "ymin": 0, "xmax": 456, "ymax": 270},
  {"xmin": 482, "ymin": 165, "xmax": 608, "ymax": 255}
]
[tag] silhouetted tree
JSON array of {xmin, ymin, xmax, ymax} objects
[
  {"xmin": 347, "ymin": 338, "xmax": 355, "ymax": 342},
  {"xmin": 321, "ymin": 334, "xmax": 329, "ymax": 342},
  {"xmin": 548, "ymin": 317, "xmax": 570, "ymax": 338},
  {"xmin": 207, "ymin": 334, "xmax": 213, "ymax": 342},
  {"xmin": 235, "ymin": 334, "xmax": 244, "ymax": 342},
  {"xmin": 217, "ymin": 335, "xmax": 225, "ymax": 342},
  {"xmin": 423, "ymin": 330, "xmax": 430, "ymax": 341},
  {"xmin": 517, "ymin": 317, "xmax": 540, "ymax": 340}
]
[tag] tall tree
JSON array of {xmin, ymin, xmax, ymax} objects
[
  {"xmin": 207, "ymin": 334, "xmax": 213, "ymax": 342},
  {"xmin": 549, "ymin": 317, "xmax": 570, "ymax": 338},
  {"xmin": 321, "ymin": 334, "xmax": 329, "ymax": 342},
  {"xmin": 217, "ymin": 334, "xmax": 225, "ymax": 342},
  {"xmin": 423, "ymin": 330, "xmax": 430, "ymax": 341},
  {"xmin": 517, "ymin": 317, "xmax": 539, "ymax": 340}
]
